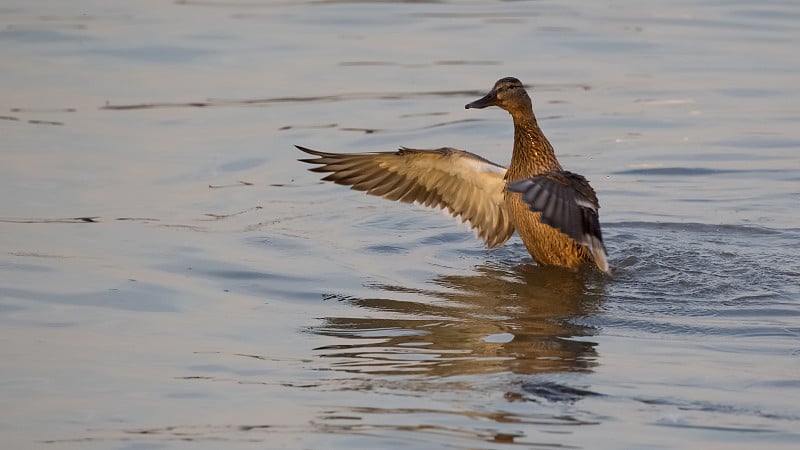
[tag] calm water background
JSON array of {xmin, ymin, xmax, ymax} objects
[{"xmin": 1, "ymin": 1, "xmax": 799, "ymax": 449}]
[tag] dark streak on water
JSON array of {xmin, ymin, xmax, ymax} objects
[
  {"xmin": 99, "ymin": 83, "xmax": 591, "ymax": 111},
  {"xmin": 613, "ymin": 167, "xmax": 789, "ymax": 176}
]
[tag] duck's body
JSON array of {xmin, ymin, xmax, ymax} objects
[{"xmin": 297, "ymin": 77, "xmax": 609, "ymax": 273}]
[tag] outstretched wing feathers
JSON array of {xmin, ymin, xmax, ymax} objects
[{"xmin": 297, "ymin": 145, "xmax": 515, "ymax": 248}]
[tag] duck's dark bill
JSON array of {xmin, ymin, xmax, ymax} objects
[{"xmin": 465, "ymin": 92, "xmax": 497, "ymax": 109}]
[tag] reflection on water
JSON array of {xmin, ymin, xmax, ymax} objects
[
  {"xmin": 296, "ymin": 263, "xmax": 610, "ymax": 447},
  {"xmin": 311, "ymin": 262, "xmax": 607, "ymax": 377}
]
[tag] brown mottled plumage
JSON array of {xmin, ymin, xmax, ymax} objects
[{"xmin": 297, "ymin": 77, "xmax": 609, "ymax": 273}]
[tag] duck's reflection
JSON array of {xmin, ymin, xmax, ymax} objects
[{"xmin": 310, "ymin": 262, "xmax": 607, "ymax": 377}]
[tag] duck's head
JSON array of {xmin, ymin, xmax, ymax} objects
[{"xmin": 465, "ymin": 77, "xmax": 532, "ymax": 116}]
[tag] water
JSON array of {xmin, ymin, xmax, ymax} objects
[{"xmin": 1, "ymin": 1, "xmax": 799, "ymax": 449}]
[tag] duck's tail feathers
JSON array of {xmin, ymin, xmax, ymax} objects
[{"xmin": 584, "ymin": 234, "xmax": 611, "ymax": 275}]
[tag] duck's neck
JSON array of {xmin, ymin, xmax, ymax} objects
[{"xmin": 507, "ymin": 113, "xmax": 562, "ymax": 181}]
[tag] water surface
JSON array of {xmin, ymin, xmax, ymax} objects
[{"xmin": 1, "ymin": 1, "xmax": 799, "ymax": 449}]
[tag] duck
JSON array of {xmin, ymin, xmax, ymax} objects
[{"xmin": 296, "ymin": 77, "xmax": 610, "ymax": 273}]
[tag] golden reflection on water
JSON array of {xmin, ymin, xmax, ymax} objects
[{"xmin": 311, "ymin": 263, "xmax": 607, "ymax": 377}]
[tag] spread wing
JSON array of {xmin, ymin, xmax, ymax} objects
[
  {"xmin": 507, "ymin": 172, "xmax": 609, "ymax": 272},
  {"xmin": 296, "ymin": 145, "xmax": 515, "ymax": 248}
]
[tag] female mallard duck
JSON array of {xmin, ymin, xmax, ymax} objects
[{"xmin": 297, "ymin": 77, "xmax": 609, "ymax": 273}]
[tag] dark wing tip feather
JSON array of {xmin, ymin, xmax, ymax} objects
[{"xmin": 295, "ymin": 145, "xmax": 325, "ymax": 157}]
